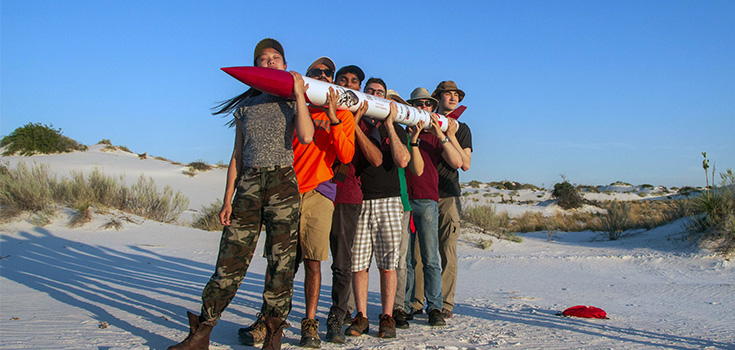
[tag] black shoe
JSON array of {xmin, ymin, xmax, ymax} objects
[
  {"xmin": 428, "ymin": 309, "xmax": 446, "ymax": 327},
  {"xmin": 326, "ymin": 312, "xmax": 346, "ymax": 344},
  {"xmin": 441, "ymin": 307, "xmax": 453, "ymax": 319},
  {"xmin": 392, "ymin": 309, "xmax": 409, "ymax": 329},
  {"xmin": 343, "ymin": 312, "xmax": 352, "ymax": 325}
]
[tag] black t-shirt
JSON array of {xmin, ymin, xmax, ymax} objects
[
  {"xmin": 358, "ymin": 121, "xmax": 408, "ymax": 200},
  {"xmin": 437, "ymin": 121, "xmax": 473, "ymax": 198}
]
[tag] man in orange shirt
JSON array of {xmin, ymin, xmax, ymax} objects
[{"xmin": 293, "ymin": 57, "xmax": 356, "ymax": 348}]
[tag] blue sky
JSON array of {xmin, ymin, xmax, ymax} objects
[{"xmin": 2, "ymin": 0, "xmax": 733, "ymax": 188}]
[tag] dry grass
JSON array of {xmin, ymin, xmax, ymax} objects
[
  {"xmin": 191, "ymin": 200, "xmax": 224, "ymax": 232},
  {"xmin": 1, "ymin": 162, "xmax": 189, "ymax": 224}
]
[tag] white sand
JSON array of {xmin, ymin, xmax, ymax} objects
[{"xmin": 1, "ymin": 148, "xmax": 733, "ymax": 349}]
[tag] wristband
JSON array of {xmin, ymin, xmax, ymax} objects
[
  {"xmin": 410, "ymin": 140, "xmax": 420, "ymax": 147},
  {"xmin": 330, "ymin": 120, "xmax": 342, "ymax": 126},
  {"xmin": 441, "ymin": 137, "xmax": 450, "ymax": 144}
]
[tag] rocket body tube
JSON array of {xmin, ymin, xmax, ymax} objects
[{"xmin": 221, "ymin": 66, "xmax": 459, "ymax": 132}]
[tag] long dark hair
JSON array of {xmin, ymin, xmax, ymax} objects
[{"xmin": 212, "ymin": 88, "xmax": 263, "ymax": 128}]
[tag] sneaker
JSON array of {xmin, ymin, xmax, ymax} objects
[
  {"xmin": 300, "ymin": 318, "xmax": 321, "ymax": 348},
  {"xmin": 325, "ymin": 312, "xmax": 346, "ymax": 344},
  {"xmin": 428, "ymin": 309, "xmax": 446, "ymax": 327},
  {"xmin": 238, "ymin": 315, "xmax": 267, "ymax": 346},
  {"xmin": 343, "ymin": 312, "xmax": 352, "ymax": 325},
  {"xmin": 441, "ymin": 308, "xmax": 453, "ymax": 319},
  {"xmin": 392, "ymin": 309, "xmax": 409, "ymax": 329},
  {"xmin": 344, "ymin": 312, "xmax": 369, "ymax": 336},
  {"xmin": 378, "ymin": 314, "xmax": 396, "ymax": 338}
]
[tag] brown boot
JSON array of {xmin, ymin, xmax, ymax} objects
[
  {"xmin": 168, "ymin": 311, "xmax": 213, "ymax": 350},
  {"xmin": 262, "ymin": 316, "xmax": 288, "ymax": 350}
]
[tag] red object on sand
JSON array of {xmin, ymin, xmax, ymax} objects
[
  {"xmin": 221, "ymin": 66, "xmax": 294, "ymax": 98},
  {"xmin": 562, "ymin": 305, "xmax": 608, "ymax": 319}
]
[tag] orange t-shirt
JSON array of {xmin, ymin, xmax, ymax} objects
[{"xmin": 293, "ymin": 107, "xmax": 355, "ymax": 193}]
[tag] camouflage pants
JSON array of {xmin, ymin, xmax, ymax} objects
[{"xmin": 200, "ymin": 165, "xmax": 300, "ymax": 325}]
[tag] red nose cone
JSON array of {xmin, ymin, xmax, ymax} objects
[{"xmin": 221, "ymin": 66, "xmax": 294, "ymax": 98}]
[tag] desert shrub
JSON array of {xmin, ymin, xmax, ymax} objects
[
  {"xmin": 468, "ymin": 180, "xmax": 482, "ymax": 188},
  {"xmin": 511, "ymin": 211, "xmax": 546, "ymax": 233},
  {"xmin": 688, "ymin": 169, "xmax": 735, "ymax": 256},
  {"xmin": 188, "ymin": 160, "xmax": 213, "ymax": 172},
  {"xmin": 476, "ymin": 237, "xmax": 493, "ymax": 249},
  {"xmin": 1, "ymin": 123, "xmax": 87, "ymax": 156},
  {"xmin": 641, "ymin": 184, "xmax": 654, "ymax": 189},
  {"xmin": 68, "ymin": 203, "xmax": 92, "ymax": 228},
  {"xmin": 596, "ymin": 201, "xmax": 631, "ymax": 240},
  {"xmin": 576, "ymin": 185, "xmax": 600, "ymax": 193},
  {"xmin": 0, "ymin": 162, "xmax": 56, "ymax": 217},
  {"xmin": 1, "ymin": 162, "xmax": 189, "ymax": 224},
  {"xmin": 637, "ymin": 192, "xmax": 648, "ymax": 197},
  {"xmin": 192, "ymin": 200, "xmax": 224, "ymax": 232},
  {"xmin": 123, "ymin": 175, "xmax": 189, "ymax": 223},
  {"xmin": 487, "ymin": 181, "xmax": 539, "ymax": 191},
  {"xmin": 678, "ymin": 186, "xmax": 699, "ymax": 196},
  {"xmin": 461, "ymin": 204, "xmax": 510, "ymax": 234},
  {"xmin": 610, "ymin": 181, "xmax": 633, "ymax": 187},
  {"xmin": 97, "ymin": 139, "xmax": 112, "ymax": 145},
  {"xmin": 552, "ymin": 181, "xmax": 585, "ymax": 209}
]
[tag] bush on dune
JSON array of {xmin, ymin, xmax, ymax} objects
[
  {"xmin": 552, "ymin": 180, "xmax": 585, "ymax": 210},
  {"xmin": 1, "ymin": 123, "xmax": 87, "ymax": 156},
  {"xmin": 688, "ymin": 167, "xmax": 735, "ymax": 257}
]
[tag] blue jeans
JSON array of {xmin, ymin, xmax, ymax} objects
[{"xmin": 404, "ymin": 199, "xmax": 443, "ymax": 313}]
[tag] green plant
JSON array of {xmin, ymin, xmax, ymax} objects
[
  {"xmin": 597, "ymin": 201, "xmax": 630, "ymax": 240},
  {"xmin": 688, "ymin": 164, "xmax": 735, "ymax": 256},
  {"xmin": 1, "ymin": 123, "xmax": 87, "ymax": 156},
  {"xmin": 468, "ymin": 180, "xmax": 482, "ymax": 188},
  {"xmin": 97, "ymin": 139, "xmax": 112, "ymax": 145},
  {"xmin": 552, "ymin": 179, "xmax": 585, "ymax": 210},
  {"xmin": 192, "ymin": 200, "xmax": 224, "ymax": 232},
  {"xmin": 461, "ymin": 204, "xmax": 510, "ymax": 233},
  {"xmin": 188, "ymin": 160, "xmax": 213, "ymax": 172},
  {"xmin": 1, "ymin": 162, "xmax": 189, "ymax": 224}
]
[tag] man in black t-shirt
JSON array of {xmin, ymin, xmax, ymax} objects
[{"xmin": 345, "ymin": 78, "xmax": 410, "ymax": 340}]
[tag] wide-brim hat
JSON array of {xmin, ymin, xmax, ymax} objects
[
  {"xmin": 431, "ymin": 80, "xmax": 465, "ymax": 102},
  {"xmin": 253, "ymin": 38, "xmax": 285, "ymax": 65},
  {"xmin": 386, "ymin": 89, "xmax": 408, "ymax": 105},
  {"xmin": 406, "ymin": 87, "xmax": 439, "ymax": 106},
  {"xmin": 307, "ymin": 56, "xmax": 336, "ymax": 76},
  {"xmin": 335, "ymin": 65, "xmax": 365, "ymax": 83}
]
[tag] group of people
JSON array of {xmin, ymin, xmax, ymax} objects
[{"xmin": 168, "ymin": 38, "xmax": 473, "ymax": 350}]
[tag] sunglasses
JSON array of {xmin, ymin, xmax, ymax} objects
[
  {"xmin": 364, "ymin": 87, "xmax": 386, "ymax": 97},
  {"xmin": 307, "ymin": 68, "xmax": 333, "ymax": 78},
  {"xmin": 412, "ymin": 100, "xmax": 434, "ymax": 107}
]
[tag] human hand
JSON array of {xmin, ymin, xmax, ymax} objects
[
  {"xmin": 354, "ymin": 100, "xmax": 368, "ymax": 124},
  {"xmin": 446, "ymin": 118, "xmax": 458, "ymax": 137},
  {"xmin": 290, "ymin": 71, "xmax": 309, "ymax": 98},
  {"xmin": 219, "ymin": 203, "xmax": 233, "ymax": 226},
  {"xmin": 385, "ymin": 102, "xmax": 397, "ymax": 126},
  {"xmin": 408, "ymin": 120, "xmax": 425, "ymax": 142}
]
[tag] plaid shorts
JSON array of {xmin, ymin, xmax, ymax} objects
[{"xmin": 351, "ymin": 196, "xmax": 403, "ymax": 272}]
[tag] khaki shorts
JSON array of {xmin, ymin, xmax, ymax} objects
[{"xmin": 298, "ymin": 190, "xmax": 335, "ymax": 261}]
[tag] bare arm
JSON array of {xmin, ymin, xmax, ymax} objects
[
  {"xmin": 384, "ymin": 102, "xmax": 410, "ymax": 168},
  {"xmin": 219, "ymin": 119, "xmax": 244, "ymax": 226},
  {"xmin": 291, "ymin": 71, "xmax": 314, "ymax": 144},
  {"xmin": 432, "ymin": 116, "xmax": 463, "ymax": 169},
  {"xmin": 407, "ymin": 121, "xmax": 425, "ymax": 176},
  {"xmin": 446, "ymin": 118, "xmax": 471, "ymax": 171},
  {"xmin": 354, "ymin": 101, "xmax": 382, "ymax": 167}
]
